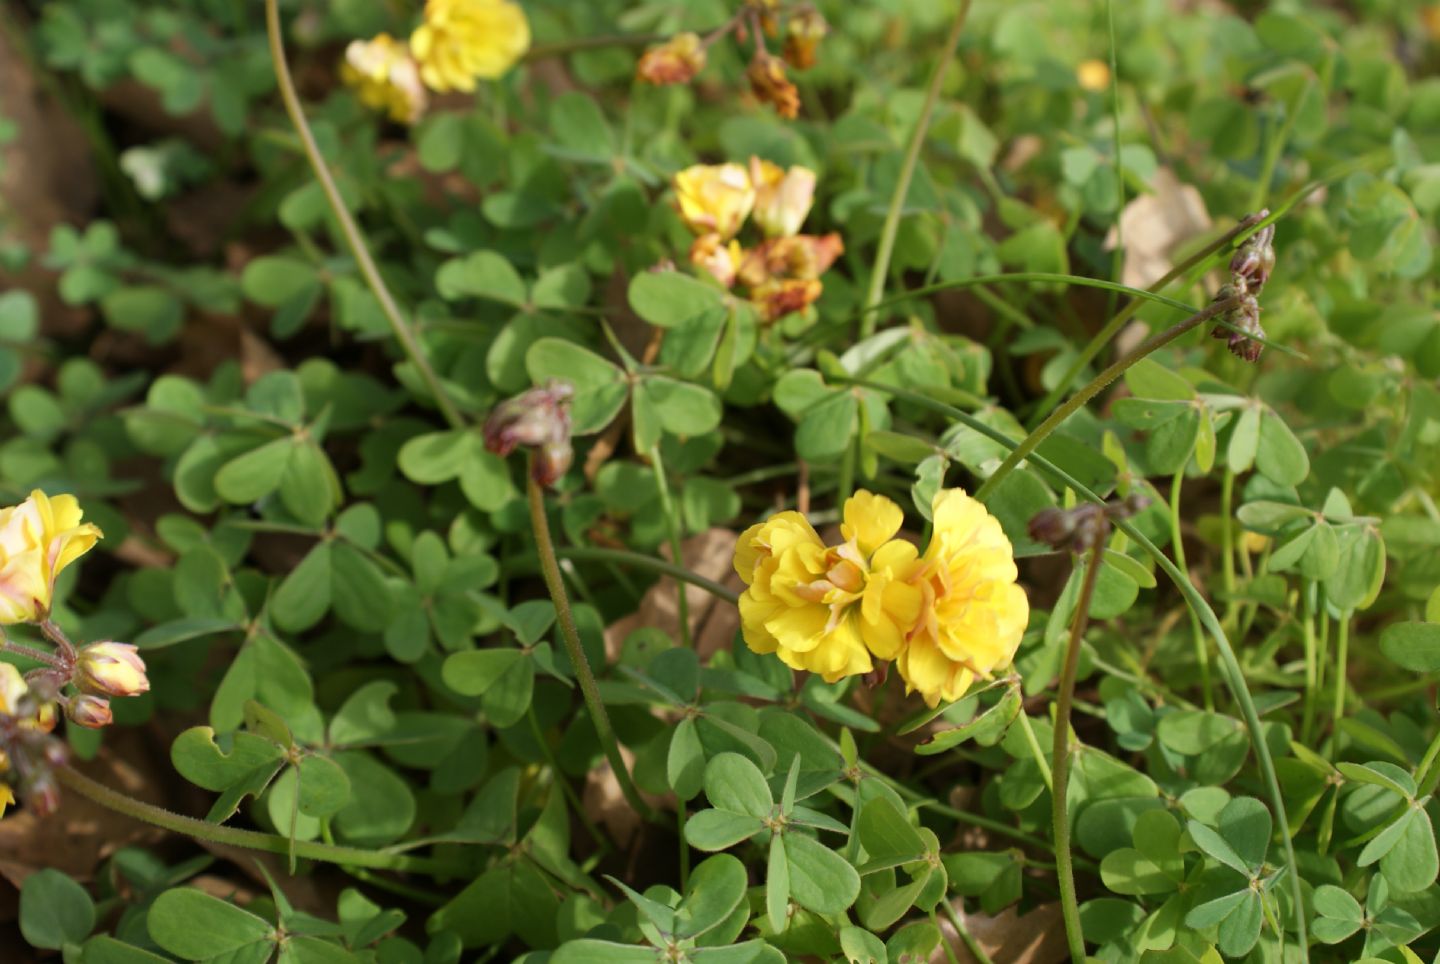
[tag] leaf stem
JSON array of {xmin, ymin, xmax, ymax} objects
[
  {"xmin": 55, "ymin": 767, "xmax": 452, "ymax": 874},
  {"xmin": 1052, "ymin": 543, "xmax": 1103, "ymax": 964},
  {"xmin": 973, "ymin": 294, "xmax": 1241, "ymax": 504},
  {"xmin": 263, "ymin": 0, "xmax": 464, "ymax": 430},
  {"xmin": 649, "ymin": 445, "xmax": 691, "ymax": 648},
  {"xmin": 940, "ymin": 899, "xmax": 997, "ymax": 964},
  {"xmin": 527, "ymin": 467, "xmax": 653, "ymax": 820},
  {"xmin": 1013, "ymin": 709, "xmax": 1054, "ymax": 792},
  {"xmin": 554, "ymin": 547, "xmax": 739, "ymax": 605},
  {"xmin": 860, "ymin": 0, "xmax": 970, "ymax": 337},
  {"xmin": 1170, "ymin": 469, "xmax": 1213, "ymax": 710},
  {"xmin": 1330, "ymin": 611, "xmax": 1351, "ymax": 760},
  {"xmin": 0, "ymin": 639, "xmax": 63, "ymax": 668}
]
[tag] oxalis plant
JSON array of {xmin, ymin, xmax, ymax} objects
[{"xmin": 2, "ymin": 0, "xmax": 1439, "ymax": 962}]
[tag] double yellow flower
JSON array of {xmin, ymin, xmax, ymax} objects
[{"xmin": 734, "ymin": 489, "xmax": 1028, "ymax": 706}]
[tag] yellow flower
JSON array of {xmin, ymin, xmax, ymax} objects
[
  {"xmin": 750, "ymin": 159, "xmax": 816, "ymax": 238},
  {"xmin": 341, "ymin": 34, "xmax": 428, "ymax": 124},
  {"xmin": 637, "ymin": 32, "xmax": 706, "ymax": 86},
  {"xmin": 733, "ymin": 491, "xmax": 922, "ymax": 682},
  {"xmin": 897, "ymin": 489, "xmax": 1029, "ymax": 707},
  {"xmin": 689, "ymin": 233, "xmax": 744, "ymax": 288},
  {"xmin": 0, "ymin": 490, "xmax": 102, "ymax": 624},
  {"xmin": 1076, "ymin": 58, "xmax": 1110, "ymax": 92},
  {"xmin": 410, "ymin": 0, "xmax": 531, "ymax": 93},
  {"xmin": 674, "ymin": 164, "xmax": 755, "ymax": 240},
  {"xmin": 0, "ymin": 783, "xmax": 12, "ymax": 819},
  {"xmin": 75, "ymin": 642, "xmax": 150, "ymax": 698}
]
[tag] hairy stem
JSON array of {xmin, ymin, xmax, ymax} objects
[
  {"xmin": 973, "ymin": 295, "xmax": 1240, "ymax": 504},
  {"xmin": 860, "ymin": 0, "xmax": 970, "ymax": 337},
  {"xmin": 56, "ymin": 767, "xmax": 451, "ymax": 874},
  {"xmin": 264, "ymin": 0, "xmax": 464, "ymax": 430},
  {"xmin": 1053, "ymin": 542, "xmax": 1103, "ymax": 964},
  {"xmin": 527, "ymin": 468, "xmax": 653, "ymax": 820},
  {"xmin": 0, "ymin": 640, "xmax": 63, "ymax": 668}
]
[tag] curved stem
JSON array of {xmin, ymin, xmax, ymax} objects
[
  {"xmin": 1053, "ymin": 543, "xmax": 1103, "ymax": 964},
  {"xmin": 555, "ymin": 547, "xmax": 739, "ymax": 605},
  {"xmin": 263, "ymin": 0, "xmax": 464, "ymax": 430},
  {"xmin": 1170, "ymin": 469, "xmax": 1213, "ymax": 710},
  {"xmin": 527, "ymin": 468, "xmax": 654, "ymax": 820},
  {"xmin": 972, "ymin": 295, "xmax": 1240, "ymax": 504},
  {"xmin": 55, "ymin": 767, "xmax": 452, "ymax": 874},
  {"xmin": 860, "ymin": 0, "xmax": 970, "ymax": 337},
  {"xmin": 836, "ymin": 379, "xmax": 1310, "ymax": 958}
]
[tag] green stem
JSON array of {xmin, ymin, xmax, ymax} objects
[
  {"xmin": 1330, "ymin": 612, "xmax": 1350, "ymax": 760},
  {"xmin": 1171, "ymin": 469, "xmax": 1213, "ymax": 710},
  {"xmin": 554, "ymin": 547, "xmax": 738, "ymax": 605},
  {"xmin": 835, "ymin": 379, "xmax": 1310, "ymax": 958},
  {"xmin": 527, "ymin": 705, "xmax": 609, "ymax": 852},
  {"xmin": 1053, "ymin": 543, "xmax": 1103, "ymax": 964},
  {"xmin": 860, "ymin": 0, "xmax": 970, "ymax": 337},
  {"xmin": 527, "ymin": 469, "xmax": 653, "ymax": 820},
  {"xmin": 1220, "ymin": 468, "xmax": 1237, "ymax": 629},
  {"xmin": 973, "ymin": 295, "xmax": 1241, "ymax": 504},
  {"xmin": 649, "ymin": 446, "xmax": 691, "ymax": 648},
  {"xmin": 55, "ymin": 768, "xmax": 451, "ymax": 874},
  {"xmin": 1014, "ymin": 709, "xmax": 1054, "ymax": 792},
  {"xmin": 1300, "ymin": 584, "xmax": 1319, "ymax": 746},
  {"xmin": 263, "ymin": 0, "xmax": 464, "ymax": 430},
  {"xmin": 940, "ymin": 899, "xmax": 997, "ymax": 964}
]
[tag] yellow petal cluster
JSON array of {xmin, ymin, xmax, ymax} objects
[
  {"xmin": 675, "ymin": 163, "xmax": 755, "ymax": 240},
  {"xmin": 750, "ymin": 159, "xmax": 815, "ymax": 238},
  {"xmin": 734, "ymin": 488, "xmax": 1028, "ymax": 706},
  {"xmin": 0, "ymin": 490, "xmax": 102, "ymax": 625},
  {"xmin": 410, "ymin": 0, "xmax": 531, "ymax": 93},
  {"xmin": 341, "ymin": 34, "xmax": 428, "ymax": 125}
]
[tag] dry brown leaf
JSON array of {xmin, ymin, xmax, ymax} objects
[
  {"xmin": 933, "ymin": 900, "xmax": 1069, "ymax": 964},
  {"xmin": 1105, "ymin": 167, "xmax": 1212, "ymax": 290}
]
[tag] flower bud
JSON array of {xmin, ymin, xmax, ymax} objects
[
  {"xmin": 75, "ymin": 642, "xmax": 150, "ymax": 698},
  {"xmin": 636, "ymin": 32, "xmax": 707, "ymax": 86},
  {"xmin": 483, "ymin": 380, "xmax": 575, "ymax": 458},
  {"xmin": 1229, "ymin": 217, "xmax": 1275, "ymax": 289},
  {"xmin": 747, "ymin": 54, "xmax": 800, "ymax": 120},
  {"xmin": 782, "ymin": 10, "xmax": 828, "ymax": 70},
  {"xmin": 26, "ymin": 774, "xmax": 61, "ymax": 818},
  {"xmin": 750, "ymin": 159, "xmax": 816, "ymax": 238},
  {"xmin": 67, "ymin": 694, "xmax": 113, "ymax": 729},
  {"xmin": 1028, "ymin": 504, "xmax": 1110, "ymax": 552},
  {"xmin": 1211, "ymin": 289, "xmax": 1265, "ymax": 363}
]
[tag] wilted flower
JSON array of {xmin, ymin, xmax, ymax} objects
[
  {"xmin": 1076, "ymin": 58, "xmax": 1111, "ymax": 92},
  {"xmin": 74, "ymin": 642, "xmax": 149, "ymax": 698},
  {"xmin": 0, "ymin": 490, "xmax": 102, "ymax": 625},
  {"xmin": 782, "ymin": 9, "xmax": 828, "ymax": 70},
  {"xmin": 483, "ymin": 380, "xmax": 575, "ymax": 488},
  {"xmin": 410, "ymin": 0, "xmax": 531, "ymax": 93},
  {"xmin": 733, "ymin": 491, "xmax": 923, "ymax": 682},
  {"xmin": 637, "ymin": 32, "xmax": 706, "ymax": 86},
  {"xmin": 690, "ymin": 233, "xmax": 744, "ymax": 288},
  {"xmin": 67, "ymin": 694, "xmax": 112, "ymax": 729},
  {"xmin": 896, "ymin": 489, "xmax": 1029, "ymax": 707},
  {"xmin": 674, "ymin": 164, "xmax": 755, "ymax": 239},
  {"xmin": 341, "ymin": 34, "xmax": 428, "ymax": 124},
  {"xmin": 750, "ymin": 159, "xmax": 816, "ymax": 238},
  {"xmin": 747, "ymin": 54, "xmax": 800, "ymax": 119},
  {"xmin": 1029, "ymin": 495, "xmax": 1149, "ymax": 553},
  {"xmin": 1228, "ymin": 217, "xmax": 1275, "ymax": 288},
  {"xmin": 1210, "ymin": 285, "xmax": 1265, "ymax": 363},
  {"xmin": 752, "ymin": 278, "xmax": 823, "ymax": 322},
  {"xmin": 739, "ymin": 233, "xmax": 843, "ymax": 287}
]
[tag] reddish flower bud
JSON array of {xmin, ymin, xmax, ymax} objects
[
  {"xmin": 637, "ymin": 32, "xmax": 707, "ymax": 86},
  {"xmin": 67, "ymin": 694, "xmax": 113, "ymax": 729},
  {"xmin": 483, "ymin": 380, "xmax": 576, "ymax": 489},
  {"xmin": 747, "ymin": 54, "xmax": 800, "ymax": 120},
  {"xmin": 1210, "ymin": 288, "xmax": 1265, "ymax": 363}
]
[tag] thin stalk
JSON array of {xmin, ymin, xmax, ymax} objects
[
  {"xmin": 527, "ymin": 467, "xmax": 653, "ymax": 820},
  {"xmin": 835, "ymin": 378, "xmax": 1310, "ymax": 957},
  {"xmin": 1220, "ymin": 468, "xmax": 1237, "ymax": 629},
  {"xmin": 263, "ymin": 0, "xmax": 464, "ymax": 429},
  {"xmin": 973, "ymin": 294, "xmax": 1242, "ymax": 504},
  {"xmin": 1014, "ymin": 710, "xmax": 1054, "ymax": 792},
  {"xmin": 1170, "ymin": 470, "xmax": 1213, "ymax": 709},
  {"xmin": 1053, "ymin": 544, "xmax": 1103, "ymax": 964},
  {"xmin": 860, "ymin": 0, "xmax": 970, "ymax": 337},
  {"xmin": 0, "ymin": 640, "xmax": 63, "ymax": 668},
  {"xmin": 1300, "ymin": 584, "xmax": 1319, "ymax": 746},
  {"xmin": 1330, "ymin": 612, "xmax": 1350, "ymax": 760},
  {"xmin": 940, "ymin": 900, "xmax": 997, "ymax": 964},
  {"xmin": 554, "ymin": 547, "xmax": 738, "ymax": 605},
  {"xmin": 650, "ymin": 446, "xmax": 691, "ymax": 648},
  {"xmin": 524, "ymin": 32, "xmax": 662, "ymax": 61},
  {"xmin": 56, "ymin": 768, "xmax": 451, "ymax": 874}
]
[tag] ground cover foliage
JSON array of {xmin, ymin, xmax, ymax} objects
[{"xmin": 1, "ymin": 0, "xmax": 1440, "ymax": 961}]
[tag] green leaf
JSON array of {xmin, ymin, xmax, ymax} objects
[
  {"xmin": 784, "ymin": 832, "xmax": 861, "ymax": 916},
  {"xmin": 526, "ymin": 338, "xmax": 627, "ymax": 434},
  {"xmin": 704, "ymin": 752, "xmax": 773, "ymax": 818},
  {"xmin": 397, "ymin": 430, "xmax": 474, "ymax": 484},
  {"xmin": 1125, "ymin": 359, "xmax": 1194, "ymax": 401},
  {"xmin": 629, "ymin": 271, "xmax": 725, "ymax": 328},
  {"xmin": 856, "ymin": 797, "xmax": 927, "ymax": 871},
  {"xmin": 1228, "ymin": 405, "xmax": 1261, "ymax": 472},
  {"xmin": 100, "ymin": 286, "xmax": 184, "ymax": 342},
  {"xmin": 1311, "ymin": 885, "xmax": 1364, "ymax": 943},
  {"xmin": 79, "ymin": 935, "xmax": 173, "ymax": 963},
  {"xmin": 1380, "ymin": 622, "xmax": 1440, "ymax": 673},
  {"xmin": 214, "ymin": 437, "xmax": 293, "ymax": 504},
  {"xmin": 677, "ymin": 853, "xmax": 749, "ymax": 940},
  {"xmin": 1256, "ymin": 410, "xmax": 1309, "ymax": 486},
  {"xmin": 767, "ymin": 833, "xmax": 789, "ymax": 933},
  {"xmin": 297, "ymin": 754, "xmax": 351, "ymax": 818},
  {"xmin": 330, "ymin": 543, "xmax": 394, "ymax": 630},
  {"xmin": 1380, "ymin": 805, "xmax": 1438, "ymax": 892},
  {"xmin": 436, "ymin": 250, "xmax": 527, "ymax": 306},
  {"xmin": 171, "ymin": 727, "xmax": 284, "ymax": 791},
  {"xmin": 146, "ymin": 888, "xmax": 274, "ymax": 959},
  {"xmin": 668, "ymin": 716, "xmax": 706, "ymax": 801},
  {"xmin": 21, "ymin": 869, "xmax": 96, "ymax": 949},
  {"xmin": 280, "ymin": 441, "xmax": 339, "ymax": 526},
  {"xmin": 685, "ymin": 809, "xmax": 766, "ymax": 851},
  {"xmin": 329, "ymin": 681, "xmax": 398, "ymax": 746},
  {"xmin": 271, "ymin": 543, "xmax": 333, "ymax": 633},
  {"xmin": 241, "ymin": 256, "xmax": 320, "ymax": 308}
]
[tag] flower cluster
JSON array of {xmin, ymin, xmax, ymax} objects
[
  {"xmin": 0, "ymin": 492, "xmax": 150, "ymax": 818},
  {"xmin": 1211, "ymin": 213, "xmax": 1275, "ymax": 363},
  {"xmin": 673, "ymin": 158, "xmax": 843, "ymax": 323},
  {"xmin": 637, "ymin": 2, "xmax": 827, "ymax": 120},
  {"xmin": 342, "ymin": 0, "xmax": 530, "ymax": 125},
  {"xmin": 734, "ymin": 488, "xmax": 1029, "ymax": 707}
]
